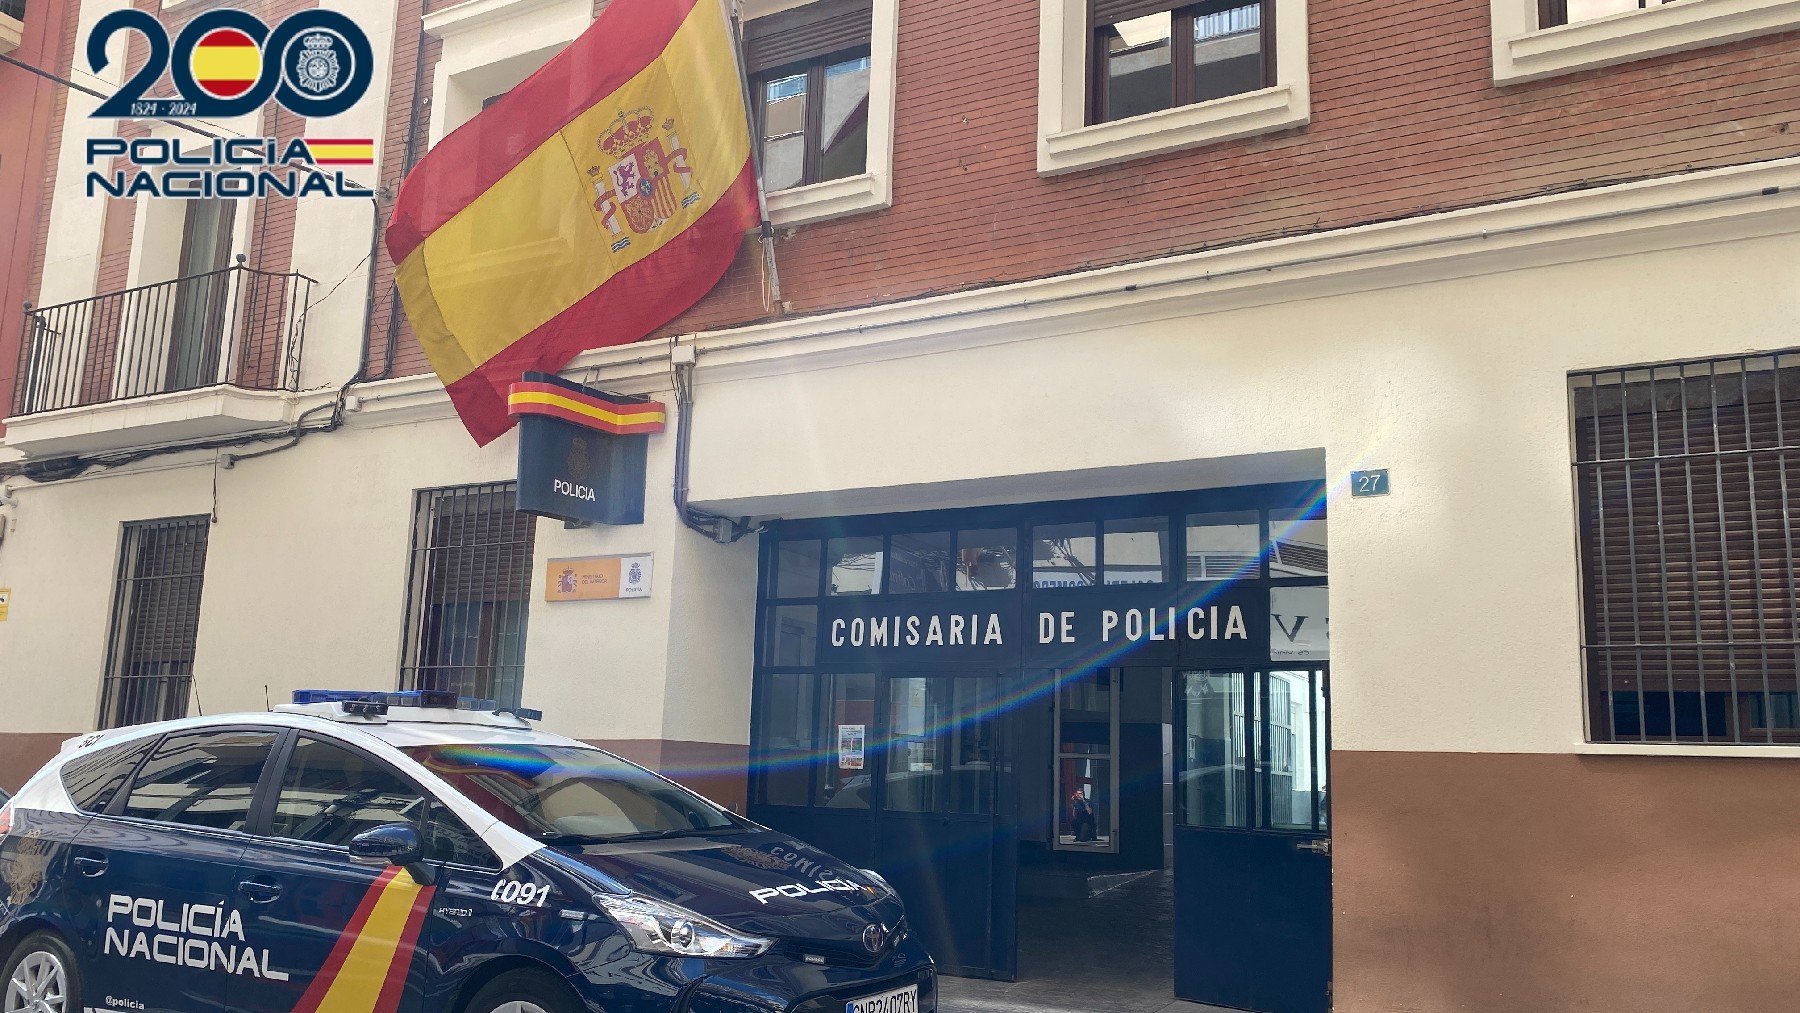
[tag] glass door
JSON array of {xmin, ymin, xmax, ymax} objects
[
  {"xmin": 1053, "ymin": 668, "xmax": 1119, "ymax": 852},
  {"xmin": 873, "ymin": 671, "xmax": 1017, "ymax": 980},
  {"xmin": 1173, "ymin": 667, "xmax": 1330, "ymax": 1013},
  {"xmin": 167, "ymin": 198, "xmax": 236, "ymax": 391}
]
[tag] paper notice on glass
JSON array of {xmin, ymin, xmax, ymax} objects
[
  {"xmin": 838, "ymin": 724, "xmax": 866, "ymax": 770},
  {"xmin": 1270, "ymin": 585, "xmax": 1329, "ymax": 661}
]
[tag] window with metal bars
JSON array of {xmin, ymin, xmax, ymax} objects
[
  {"xmin": 398, "ymin": 483, "xmax": 537, "ymax": 710},
  {"xmin": 99, "ymin": 517, "xmax": 211, "ymax": 729},
  {"xmin": 1572, "ymin": 351, "xmax": 1800, "ymax": 744}
]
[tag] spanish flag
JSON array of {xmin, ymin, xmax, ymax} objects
[{"xmin": 386, "ymin": 0, "xmax": 759, "ymax": 445}]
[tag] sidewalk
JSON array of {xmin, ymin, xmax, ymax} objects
[{"xmin": 934, "ymin": 870, "xmax": 1236, "ymax": 1013}]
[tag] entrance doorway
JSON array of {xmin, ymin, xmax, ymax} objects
[{"xmin": 748, "ymin": 484, "xmax": 1331, "ymax": 1012}]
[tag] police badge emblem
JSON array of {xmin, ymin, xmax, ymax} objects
[{"xmin": 295, "ymin": 33, "xmax": 341, "ymax": 95}]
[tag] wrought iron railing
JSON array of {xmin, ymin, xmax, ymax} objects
[{"xmin": 11, "ymin": 261, "xmax": 313, "ymax": 418}]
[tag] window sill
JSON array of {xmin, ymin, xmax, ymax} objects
[
  {"xmin": 1494, "ymin": 0, "xmax": 1800, "ymax": 84},
  {"xmin": 766, "ymin": 171, "xmax": 890, "ymax": 229},
  {"xmin": 422, "ymin": 0, "xmax": 581, "ymax": 37},
  {"xmin": 0, "ymin": 10, "xmax": 22, "ymax": 56},
  {"xmin": 1578, "ymin": 742, "xmax": 1800, "ymax": 759},
  {"xmin": 1038, "ymin": 85, "xmax": 1307, "ymax": 177}
]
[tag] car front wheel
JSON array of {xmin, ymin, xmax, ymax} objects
[
  {"xmin": 464, "ymin": 967, "xmax": 583, "ymax": 1013},
  {"xmin": 2, "ymin": 931, "xmax": 81, "ymax": 1013}
]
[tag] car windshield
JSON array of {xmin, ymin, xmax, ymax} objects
[{"xmin": 403, "ymin": 742, "xmax": 743, "ymax": 843}]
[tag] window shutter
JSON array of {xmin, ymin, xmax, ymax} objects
[
  {"xmin": 1091, "ymin": 0, "xmax": 1180, "ymax": 26},
  {"xmin": 423, "ymin": 486, "xmax": 535, "ymax": 603},
  {"xmin": 1572, "ymin": 355, "xmax": 1800, "ymax": 743},
  {"xmin": 744, "ymin": 0, "xmax": 874, "ymax": 75}
]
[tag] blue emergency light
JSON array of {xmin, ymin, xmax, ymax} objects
[{"xmin": 291, "ymin": 689, "xmax": 542, "ymax": 722}]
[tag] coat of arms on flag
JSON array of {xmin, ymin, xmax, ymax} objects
[{"xmin": 591, "ymin": 109, "xmax": 703, "ymax": 251}]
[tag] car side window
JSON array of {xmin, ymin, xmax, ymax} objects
[
  {"xmin": 425, "ymin": 807, "xmax": 501, "ymax": 869},
  {"xmin": 270, "ymin": 736, "xmax": 428, "ymax": 846},
  {"xmin": 120, "ymin": 730, "xmax": 278, "ymax": 832},
  {"xmin": 62, "ymin": 736, "xmax": 157, "ymax": 814}
]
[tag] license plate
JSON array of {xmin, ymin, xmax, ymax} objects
[{"xmin": 846, "ymin": 984, "xmax": 918, "ymax": 1013}]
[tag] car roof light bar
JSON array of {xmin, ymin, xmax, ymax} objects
[{"xmin": 291, "ymin": 689, "xmax": 502, "ymax": 712}]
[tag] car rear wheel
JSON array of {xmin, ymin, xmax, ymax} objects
[
  {"xmin": 464, "ymin": 968, "xmax": 581, "ymax": 1013},
  {"xmin": 2, "ymin": 932, "xmax": 80, "ymax": 1013}
]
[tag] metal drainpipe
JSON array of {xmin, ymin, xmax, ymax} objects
[{"xmin": 672, "ymin": 360, "xmax": 758, "ymax": 544}]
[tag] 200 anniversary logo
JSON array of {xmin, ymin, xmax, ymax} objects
[{"xmin": 84, "ymin": 8, "xmax": 376, "ymax": 198}]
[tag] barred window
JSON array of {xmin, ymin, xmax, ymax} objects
[
  {"xmin": 398, "ymin": 483, "xmax": 537, "ymax": 710},
  {"xmin": 99, "ymin": 517, "xmax": 211, "ymax": 729},
  {"xmin": 1572, "ymin": 352, "xmax": 1800, "ymax": 744}
]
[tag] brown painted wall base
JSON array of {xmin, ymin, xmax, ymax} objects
[
  {"xmin": 1334, "ymin": 750, "xmax": 1800, "ymax": 1013},
  {"xmin": 0, "ymin": 733, "xmax": 75, "ymax": 793}
]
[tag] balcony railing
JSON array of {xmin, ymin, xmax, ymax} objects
[{"xmin": 12, "ymin": 262, "xmax": 313, "ymax": 418}]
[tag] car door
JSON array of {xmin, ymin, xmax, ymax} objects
[
  {"xmin": 226, "ymin": 732, "xmax": 441, "ymax": 1013},
  {"xmin": 63, "ymin": 728, "xmax": 281, "ymax": 1013}
]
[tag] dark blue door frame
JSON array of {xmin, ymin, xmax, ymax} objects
[{"xmin": 747, "ymin": 482, "xmax": 1330, "ymax": 999}]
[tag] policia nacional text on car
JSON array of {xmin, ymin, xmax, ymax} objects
[{"xmin": 0, "ymin": 691, "xmax": 932, "ymax": 1013}]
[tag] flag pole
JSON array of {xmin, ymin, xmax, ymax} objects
[{"xmin": 726, "ymin": 0, "xmax": 783, "ymax": 313}]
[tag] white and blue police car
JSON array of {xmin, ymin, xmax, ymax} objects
[{"xmin": 0, "ymin": 691, "xmax": 932, "ymax": 1013}]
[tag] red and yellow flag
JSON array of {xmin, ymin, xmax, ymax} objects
[{"xmin": 386, "ymin": 0, "xmax": 758, "ymax": 445}]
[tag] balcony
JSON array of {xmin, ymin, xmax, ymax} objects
[
  {"xmin": 5, "ymin": 262, "xmax": 316, "ymax": 456},
  {"xmin": 0, "ymin": 0, "xmax": 23, "ymax": 55}
]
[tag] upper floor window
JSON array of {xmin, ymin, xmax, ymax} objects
[
  {"xmin": 1539, "ymin": 0, "xmax": 1672, "ymax": 26},
  {"xmin": 1494, "ymin": 0, "xmax": 1800, "ymax": 84},
  {"xmin": 747, "ymin": 0, "xmax": 873, "ymax": 193},
  {"xmin": 1572, "ymin": 352, "xmax": 1800, "ymax": 745},
  {"xmin": 734, "ymin": 0, "xmax": 897, "ymax": 225},
  {"xmin": 1090, "ymin": 0, "xmax": 1271, "ymax": 125},
  {"xmin": 1037, "ymin": 0, "xmax": 1309, "ymax": 175}
]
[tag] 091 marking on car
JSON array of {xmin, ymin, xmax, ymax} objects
[{"xmin": 489, "ymin": 880, "xmax": 553, "ymax": 907}]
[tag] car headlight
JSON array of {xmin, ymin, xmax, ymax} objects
[
  {"xmin": 859, "ymin": 868, "xmax": 894, "ymax": 895},
  {"xmin": 592, "ymin": 893, "xmax": 771, "ymax": 958}
]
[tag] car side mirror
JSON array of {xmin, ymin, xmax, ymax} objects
[{"xmin": 349, "ymin": 823, "xmax": 425, "ymax": 867}]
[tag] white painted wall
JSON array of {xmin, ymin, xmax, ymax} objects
[
  {"xmin": 0, "ymin": 393, "xmax": 758, "ymax": 750},
  {"xmin": 677, "ymin": 226, "xmax": 1800, "ymax": 756},
  {"xmin": 6, "ymin": 137, "xmax": 1800, "ymax": 764}
]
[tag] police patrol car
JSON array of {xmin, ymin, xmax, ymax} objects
[{"xmin": 0, "ymin": 691, "xmax": 932, "ymax": 1013}]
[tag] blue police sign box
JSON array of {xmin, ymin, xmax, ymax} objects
[{"xmin": 508, "ymin": 372, "xmax": 667, "ymax": 526}]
